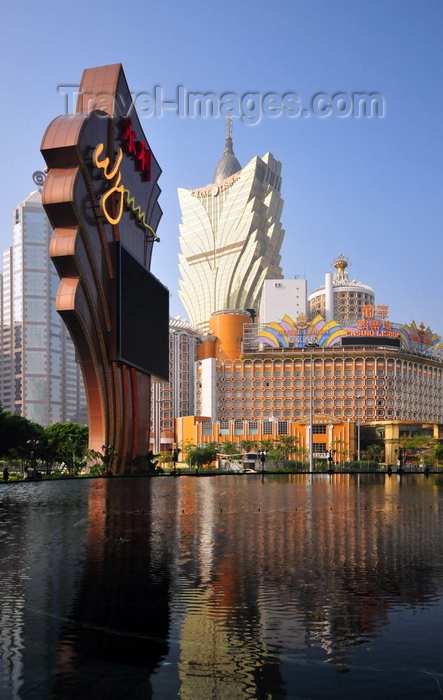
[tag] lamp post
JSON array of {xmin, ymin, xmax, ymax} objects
[
  {"xmin": 356, "ymin": 395, "xmax": 362, "ymax": 463},
  {"xmin": 258, "ymin": 450, "xmax": 267, "ymax": 472},
  {"xmin": 102, "ymin": 444, "xmax": 113, "ymax": 475},
  {"xmin": 394, "ymin": 448, "xmax": 404, "ymax": 472},
  {"xmin": 309, "ymin": 355, "xmax": 314, "ymax": 473},
  {"xmin": 172, "ymin": 446, "xmax": 179, "ymax": 476},
  {"xmin": 26, "ymin": 439, "xmax": 39, "ymax": 479}
]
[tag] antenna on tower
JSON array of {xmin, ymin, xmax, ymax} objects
[
  {"xmin": 226, "ymin": 113, "xmax": 233, "ymax": 140},
  {"xmin": 224, "ymin": 114, "xmax": 234, "ymax": 155}
]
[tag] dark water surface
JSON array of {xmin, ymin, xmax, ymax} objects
[{"xmin": 0, "ymin": 473, "xmax": 442, "ymax": 699}]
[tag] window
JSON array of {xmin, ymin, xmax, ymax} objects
[
  {"xmin": 234, "ymin": 420, "xmax": 244, "ymax": 435},
  {"xmin": 312, "ymin": 425, "xmax": 326, "ymax": 434},
  {"xmin": 313, "ymin": 443, "xmax": 327, "ymax": 453}
]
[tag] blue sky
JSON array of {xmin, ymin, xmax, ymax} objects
[{"xmin": 0, "ymin": 0, "xmax": 442, "ymax": 332}]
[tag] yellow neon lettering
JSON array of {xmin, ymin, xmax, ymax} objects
[
  {"xmin": 101, "ymin": 172, "xmax": 125, "ymax": 225},
  {"xmin": 93, "ymin": 142, "xmax": 158, "ymax": 238},
  {"xmin": 123, "ymin": 189, "xmax": 158, "ymax": 240},
  {"xmin": 93, "ymin": 143, "xmax": 123, "ymax": 180}
]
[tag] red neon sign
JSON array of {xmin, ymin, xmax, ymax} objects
[{"xmin": 120, "ymin": 117, "xmax": 151, "ymax": 181}]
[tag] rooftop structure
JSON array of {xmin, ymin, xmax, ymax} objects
[{"xmin": 308, "ymin": 254, "xmax": 375, "ymax": 324}]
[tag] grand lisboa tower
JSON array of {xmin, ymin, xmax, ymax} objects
[{"xmin": 177, "ymin": 118, "xmax": 285, "ymax": 332}]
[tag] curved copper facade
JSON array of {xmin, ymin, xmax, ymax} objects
[{"xmin": 41, "ymin": 65, "xmax": 164, "ymax": 472}]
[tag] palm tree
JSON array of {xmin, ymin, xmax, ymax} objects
[
  {"xmin": 294, "ymin": 446, "xmax": 308, "ymax": 462},
  {"xmin": 277, "ymin": 435, "xmax": 298, "ymax": 462},
  {"xmin": 331, "ymin": 439, "xmax": 349, "ymax": 468},
  {"xmin": 259, "ymin": 439, "xmax": 275, "ymax": 452},
  {"xmin": 240, "ymin": 439, "xmax": 258, "ymax": 453}
]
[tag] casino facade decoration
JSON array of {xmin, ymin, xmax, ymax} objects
[
  {"xmin": 41, "ymin": 64, "xmax": 169, "ymax": 472},
  {"xmin": 256, "ymin": 311, "xmax": 443, "ymax": 358}
]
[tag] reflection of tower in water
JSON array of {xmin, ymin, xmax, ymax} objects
[
  {"xmin": 53, "ymin": 479, "xmax": 172, "ymax": 694},
  {"xmin": 171, "ymin": 474, "xmax": 443, "ymax": 688},
  {"xmin": 174, "ymin": 476, "xmax": 286, "ymax": 699}
]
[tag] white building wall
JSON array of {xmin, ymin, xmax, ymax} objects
[
  {"xmin": 200, "ymin": 357, "xmax": 217, "ymax": 421},
  {"xmin": 259, "ymin": 278, "xmax": 307, "ymax": 324}
]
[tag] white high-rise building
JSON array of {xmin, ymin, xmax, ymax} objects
[
  {"xmin": 0, "ymin": 190, "xmax": 86, "ymax": 426},
  {"xmin": 178, "ymin": 121, "xmax": 285, "ymax": 332}
]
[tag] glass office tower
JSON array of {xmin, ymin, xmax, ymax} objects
[{"xmin": 0, "ymin": 190, "xmax": 86, "ymax": 426}]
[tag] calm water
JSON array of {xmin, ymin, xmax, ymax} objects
[{"xmin": 0, "ymin": 473, "xmax": 442, "ymax": 699}]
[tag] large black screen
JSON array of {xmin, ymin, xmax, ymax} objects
[
  {"xmin": 119, "ymin": 245, "xmax": 169, "ymax": 381},
  {"xmin": 341, "ymin": 336, "xmax": 400, "ymax": 348}
]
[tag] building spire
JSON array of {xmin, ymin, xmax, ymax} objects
[
  {"xmin": 332, "ymin": 253, "xmax": 350, "ymax": 281},
  {"xmin": 224, "ymin": 114, "xmax": 234, "ymax": 155},
  {"xmin": 213, "ymin": 116, "xmax": 241, "ymax": 183}
]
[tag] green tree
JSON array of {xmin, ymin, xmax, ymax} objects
[
  {"xmin": 277, "ymin": 435, "xmax": 298, "ymax": 462},
  {"xmin": 258, "ymin": 439, "xmax": 275, "ymax": 452},
  {"xmin": 185, "ymin": 443, "xmax": 218, "ymax": 469},
  {"xmin": 434, "ymin": 444, "xmax": 443, "ymax": 464},
  {"xmin": 294, "ymin": 446, "xmax": 309, "ymax": 465},
  {"xmin": 396, "ymin": 435, "xmax": 438, "ymax": 467},
  {"xmin": 0, "ymin": 407, "xmax": 43, "ymax": 465},
  {"xmin": 362, "ymin": 444, "xmax": 384, "ymax": 463},
  {"xmin": 219, "ymin": 441, "xmax": 239, "ymax": 456},
  {"xmin": 240, "ymin": 439, "xmax": 258, "ymax": 453},
  {"xmin": 267, "ymin": 447, "xmax": 283, "ymax": 467},
  {"xmin": 218, "ymin": 441, "xmax": 243, "ymax": 466},
  {"xmin": 87, "ymin": 449, "xmax": 107, "ymax": 476},
  {"xmin": 158, "ymin": 450, "xmax": 174, "ymax": 468},
  {"xmin": 43, "ymin": 422, "xmax": 88, "ymax": 474},
  {"xmin": 331, "ymin": 439, "xmax": 349, "ymax": 466},
  {"xmin": 146, "ymin": 450, "xmax": 160, "ymax": 472}
]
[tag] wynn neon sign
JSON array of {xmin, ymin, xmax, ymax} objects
[{"xmin": 93, "ymin": 143, "xmax": 158, "ymax": 239}]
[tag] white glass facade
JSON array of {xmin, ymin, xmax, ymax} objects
[{"xmin": 178, "ymin": 152, "xmax": 285, "ymax": 332}]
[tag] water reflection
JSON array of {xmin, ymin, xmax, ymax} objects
[
  {"xmin": 53, "ymin": 478, "xmax": 172, "ymax": 697},
  {"xmin": 0, "ymin": 474, "xmax": 442, "ymax": 698}
]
